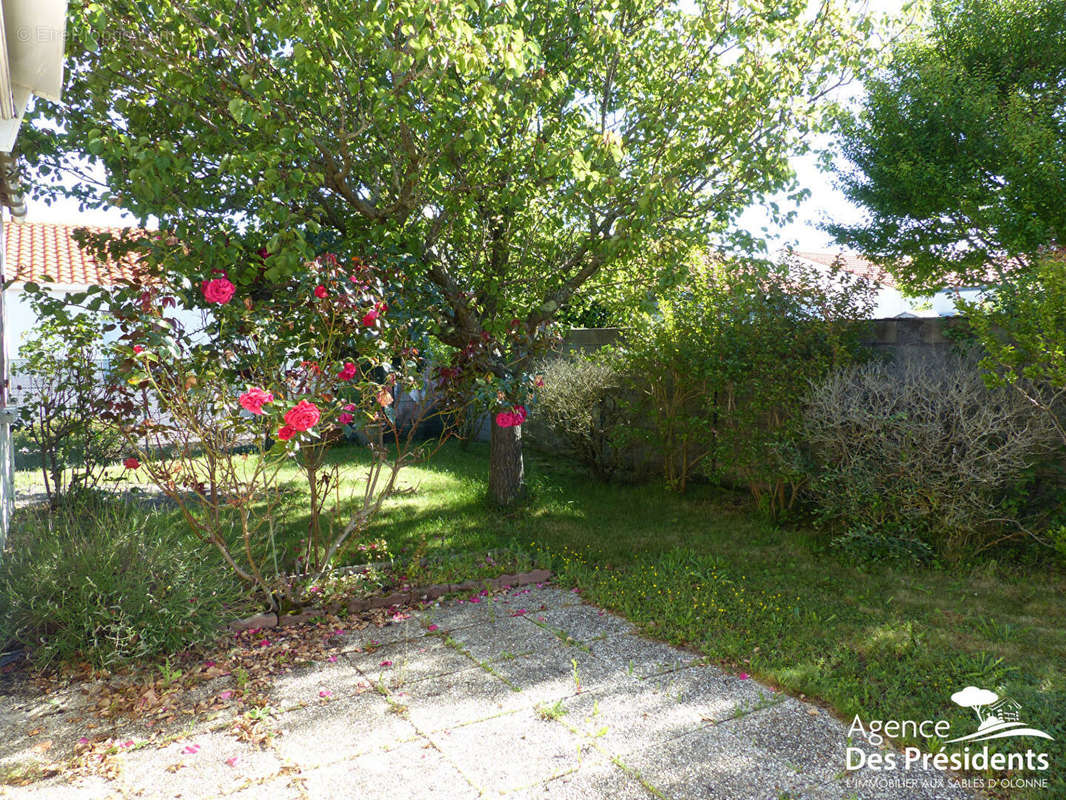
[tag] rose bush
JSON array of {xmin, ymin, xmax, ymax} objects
[{"xmin": 29, "ymin": 248, "xmax": 443, "ymax": 610}]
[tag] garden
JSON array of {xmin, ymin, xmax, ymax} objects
[{"xmin": 2, "ymin": 0, "xmax": 1065, "ymax": 798}]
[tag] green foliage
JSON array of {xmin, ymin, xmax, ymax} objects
[
  {"xmin": 963, "ymin": 253, "xmax": 1066, "ymax": 447},
  {"xmin": 0, "ymin": 498, "xmax": 241, "ymax": 668},
  {"xmin": 612, "ymin": 253, "xmax": 874, "ymax": 504},
  {"xmin": 829, "ymin": 0, "xmax": 1066, "ymax": 292},
  {"xmin": 533, "ymin": 355, "xmax": 630, "ymax": 481},
  {"xmin": 25, "ymin": 0, "xmax": 885, "ymax": 437},
  {"xmin": 14, "ymin": 309, "xmax": 129, "ymax": 507},
  {"xmin": 804, "ymin": 359, "xmax": 1058, "ymax": 558}
]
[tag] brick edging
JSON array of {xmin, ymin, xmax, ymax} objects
[{"xmin": 226, "ymin": 568, "xmax": 553, "ymax": 633}]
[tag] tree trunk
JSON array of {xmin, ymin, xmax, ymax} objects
[{"xmin": 489, "ymin": 419, "xmax": 525, "ymax": 506}]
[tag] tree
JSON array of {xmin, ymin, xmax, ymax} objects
[
  {"xmin": 828, "ymin": 0, "xmax": 1066, "ymax": 292},
  {"xmin": 26, "ymin": 0, "xmax": 881, "ymax": 504}
]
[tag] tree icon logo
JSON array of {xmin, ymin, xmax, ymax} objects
[{"xmin": 945, "ymin": 686, "xmax": 1054, "ymax": 744}]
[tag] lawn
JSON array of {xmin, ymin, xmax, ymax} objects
[
  {"xmin": 12, "ymin": 439, "xmax": 1065, "ymax": 796},
  {"xmin": 355, "ymin": 441, "xmax": 1065, "ymax": 796}
]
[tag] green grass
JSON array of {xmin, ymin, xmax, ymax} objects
[
  {"xmin": 355, "ymin": 441, "xmax": 1065, "ymax": 799},
  {"xmin": 12, "ymin": 440, "xmax": 1065, "ymax": 796}
]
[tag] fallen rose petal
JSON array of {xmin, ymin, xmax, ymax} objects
[
  {"xmin": 328, "ymin": 655, "xmax": 338, "ymax": 663},
  {"xmin": 319, "ymin": 690, "xmax": 333, "ymax": 698},
  {"xmin": 379, "ymin": 660, "xmax": 392, "ymax": 667},
  {"xmin": 219, "ymin": 691, "xmax": 233, "ymax": 700},
  {"xmin": 225, "ymin": 756, "xmax": 238, "ymax": 768},
  {"xmin": 183, "ymin": 744, "xmax": 200, "ymax": 755},
  {"xmin": 77, "ymin": 737, "xmax": 89, "ymax": 744},
  {"xmin": 426, "ymin": 624, "xmax": 439, "ymax": 632},
  {"xmin": 738, "ymin": 673, "xmax": 750, "ymax": 680}
]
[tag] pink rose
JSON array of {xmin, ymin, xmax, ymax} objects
[
  {"xmin": 338, "ymin": 412, "xmax": 354, "ymax": 425},
  {"xmin": 276, "ymin": 425, "xmax": 296, "ymax": 441},
  {"xmin": 284, "ymin": 400, "xmax": 320, "ymax": 432},
  {"xmin": 343, "ymin": 403, "xmax": 356, "ymax": 412},
  {"xmin": 202, "ymin": 277, "xmax": 235, "ymax": 305},
  {"xmin": 337, "ymin": 362, "xmax": 357, "ymax": 381},
  {"xmin": 314, "ymin": 285, "xmax": 328, "ymax": 299},
  {"xmin": 123, "ymin": 456, "xmax": 140, "ymax": 470},
  {"xmin": 360, "ymin": 309, "xmax": 379, "ymax": 327},
  {"xmin": 239, "ymin": 387, "xmax": 274, "ymax": 415},
  {"xmin": 495, "ymin": 405, "xmax": 526, "ymax": 428}
]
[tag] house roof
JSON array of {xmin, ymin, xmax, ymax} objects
[
  {"xmin": 791, "ymin": 250, "xmax": 899, "ymax": 289},
  {"xmin": 3, "ymin": 220, "xmax": 142, "ymax": 286}
]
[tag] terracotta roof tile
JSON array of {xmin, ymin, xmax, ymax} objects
[
  {"xmin": 791, "ymin": 250, "xmax": 898, "ymax": 289},
  {"xmin": 3, "ymin": 221, "xmax": 143, "ymax": 286}
]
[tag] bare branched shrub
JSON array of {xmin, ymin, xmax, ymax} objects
[
  {"xmin": 804, "ymin": 358, "xmax": 1058, "ymax": 557},
  {"xmin": 534, "ymin": 355, "xmax": 630, "ymax": 480}
]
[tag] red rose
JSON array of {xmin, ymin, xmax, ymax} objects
[
  {"xmin": 314, "ymin": 285, "xmax": 328, "ymax": 299},
  {"xmin": 276, "ymin": 425, "xmax": 296, "ymax": 441},
  {"xmin": 495, "ymin": 412, "xmax": 516, "ymax": 428},
  {"xmin": 132, "ymin": 345, "xmax": 144, "ymax": 354},
  {"xmin": 239, "ymin": 387, "xmax": 274, "ymax": 415},
  {"xmin": 283, "ymin": 400, "xmax": 321, "ymax": 432},
  {"xmin": 123, "ymin": 457, "xmax": 141, "ymax": 470},
  {"xmin": 202, "ymin": 277, "xmax": 236, "ymax": 305},
  {"xmin": 361, "ymin": 309, "xmax": 379, "ymax": 326},
  {"xmin": 337, "ymin": 362, "xmax": 357, "ymax": 381}
]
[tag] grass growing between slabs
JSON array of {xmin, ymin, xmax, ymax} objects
[
  {"xmin": 359, "ymin": 441, "xmax": 1066, "ymax": 798},
  {"xmin": 11, "ymin": 440, "xmax": 1065, "ymax": 797}
]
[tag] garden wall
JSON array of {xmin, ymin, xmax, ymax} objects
[{"xmin": 561, "ymin": 318, "xmax": 972, "ymax": 366}]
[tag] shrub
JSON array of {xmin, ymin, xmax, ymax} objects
[
  {"xmin": 13, "ymin": 311, "xmax": 130, "ymax": 507},
  {"xmin": 804, "ymin": 359, "xmax": 1058, "ymax": 557},
  {"xmin": 533, "ymin": 355, "xmax": 631, "ymax": 480},
  {"xmin": 963, "ymin": 252, "xmax": 1066, "ymax": 447},
  {"xmin": 612, "ymin": 252, "xmax": 874, "ymax": 506},
  {"xmin": 0, "ymin": 497, "xmax": 242, "ymax": 668}
]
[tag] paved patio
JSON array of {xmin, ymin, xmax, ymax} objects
[{"xmin": 0, "ymin": 585, "xmax": 974, "ymax": 799}]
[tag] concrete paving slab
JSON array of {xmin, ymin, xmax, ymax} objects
[
  {"xmin": 268, "ymin": 657, "xmax": 370, "ymax": 710},
  {"xmin": 418, "ymin": 595, "xmax": 513, "ymax": 630},
  {"xmin": 495, "ymin": 585, "xmax": 584, "ymax": 612},
  {"xmin": 447, "ymin": 616, "xmax": 563, "ymax": 663},
  {"xmin": 508, "ymin": 760, "xmax": 658, "ymax": 800},
  {"xmin": 424, "ymin": 708, "xmax": 598, "ymax": 794},
  {"xmin": 490, "ymin": 647, "xmax": 623, "ymax": 706},
  {"xmin": 398, "ymin": 662, "xmax": 524, "ymax": 732},
  {"xmin": 299, "ymin": 736, "xmax": 479, "ymax": 799},
  {"xmin": 805, "ymin": 767, "xmax": 977, "ymax": 800},
  {"xmin": 562, "ymin": 680, "xmax": 719, "ymax": 758},
  {"xmin": 621, "ymin": 724, "xmax": 817, "ymax": 800},
  {"xmin": 714, "ymin": 698, "xmax": 855, "ymax": 785},
  {"xmin": 0, "ymin": 583, "xmax": 977, "ymax": 800},
  {"xmin": 640, "ymin": 666, "xmax": 776, "ymax": 724},
  {"xmin": 272, "ymin": 689, "xmax": 419, "ymax": 768},
  {"xmin": 347, "ymin": 637, "xmax": 476, "ymax": 690},
  {"xmin": 589, "ymin": 633, "xmax": 703, "ymax": 679},
  {"xmin": 333, "ymin": 610, "xmax": 427, "ymax": 651},
  {"xmin": 113, "ymin": 730, "xmax": 284, "ymax": 799},
  {"xmin": 0, "ymin": 775, "xmax": 121, "ymax": 800},
  {"xmin": 529, "ymin": 604, "xmax": 637, "ymax": 643}
]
